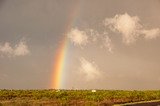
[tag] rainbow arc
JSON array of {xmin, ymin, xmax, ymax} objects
[{"xmin": 51, "ymin": 1, "xmax": 82, "ymax": 89}]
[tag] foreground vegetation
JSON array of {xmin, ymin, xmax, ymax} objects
[{"xmin": 0, "ymin": 89, "xmax": 160, "ymax": 105}]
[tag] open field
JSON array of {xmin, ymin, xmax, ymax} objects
[{"xmin": 1, "ymin": 90, "xmax": 160, "ymax": 105}]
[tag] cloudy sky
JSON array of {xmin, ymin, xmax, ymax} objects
[{"xmin": 0, "ymin": 0, "xmax": 160, "ymax": 90}]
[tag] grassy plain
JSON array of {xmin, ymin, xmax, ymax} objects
[{"xmin": 0, "ymin": 89, "xmax": 160, "ymax": 105}]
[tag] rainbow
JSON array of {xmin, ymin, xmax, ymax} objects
[
  {"xmin": 51, "ymin": 36, "xmax": 68, "ymax": 89},
  {"xmin": 51, "ymin": 1, "xmax": 82, "ymax": 89}
]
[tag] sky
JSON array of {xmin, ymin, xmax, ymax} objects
[{"xmin": 0, "ymin": 0, "xmax": 160, "ymax": 90}]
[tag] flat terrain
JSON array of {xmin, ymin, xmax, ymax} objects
[{"xmin": 1, "ymin": 90, "xmax": 160, "ymax": 105}]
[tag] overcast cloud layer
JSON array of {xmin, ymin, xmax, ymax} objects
[{"xmin": 0, "ymin": 0, "xmax": 160, "ymax": 90}]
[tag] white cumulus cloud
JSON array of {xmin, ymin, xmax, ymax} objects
[
  {"xmin": 103, "ymin": 35, "xmax": 113, "ymax": 53},
  {"xmin": 85, "ymin": 28, "xmax": 100, "ymax": 42},
  {"xmin": 67, "ymin": 28, "xmax": 88, "ymax": 46},
  {"xmin": 141, "ymin": 28, "xmax": 160, "ymax": 40},
  {"xmin": 68, "ymin": 27, "xmax": 114, "ymax": 53},
  {"xmin": 0, "ymin": 42, "xmax": 13, "ymax": 56},
  {"xmin": 0, "ymin": 39, "xmax": 30, "ymax": 57},
  {"xmin": 79, "ymin": 57, "xmax": 101, "ymax": 81},
  {"xmin": 104, "ymin": 13, "xmax": 160, "ymax": 44},
  {"xmin": 14, "ymin": 41, "xmax": 30, "ymax": 56}
]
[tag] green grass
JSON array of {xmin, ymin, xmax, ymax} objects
[{"xmin": 0, "ymin": 89, "xmax": 160, "ymax": 105}]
